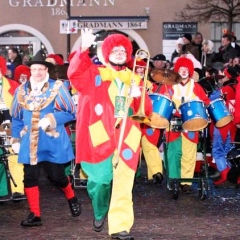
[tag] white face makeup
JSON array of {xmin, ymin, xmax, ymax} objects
[
  {"xmin": 178, "ymin": 66, "xmax": 189, "ymax": 79},
  {"xmin": 109, "ymin": 46, "xmax": 127, "ymax": 64}
]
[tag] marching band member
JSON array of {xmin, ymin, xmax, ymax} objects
[
  {"xmin": 68, "ymin": 28, "xmax": 152, "ymax": 240},
  {"xmin": 159, "ymin": 57, "xmax": 210, "ymax": 193},
  {"xmin": 11, "ymin": 53, "xmax": 80, "ymax": 227},
  {"xmin": 210, "ymin": 67, "xmax": 237, "ymax": 186},
  {"xmin": 127, "ymin": 58, "xmax": 163, "ymax": 184}
]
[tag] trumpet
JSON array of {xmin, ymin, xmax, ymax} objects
[{"xmin": 130, "ymin": 49, "xmax": 151, "ymax": 124}]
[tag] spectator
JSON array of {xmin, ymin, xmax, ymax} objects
[
  {"xmin": 7, "ymin": 48, "xmax": 22, "ymax": 68},
  {"xmin": 171, "ymin": 37, "xmax": 184, "ymax": 64},
  {"xmin": 180, "ymin": 33, "xmax": 199, "ymax": 61}
]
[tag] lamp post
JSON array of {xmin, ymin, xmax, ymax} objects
[{"xmin": 67, "ymin": 0, "xmax": 71, "ymax": 58}]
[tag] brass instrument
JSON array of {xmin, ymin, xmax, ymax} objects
[
  {"xmin": 130, "ymin": 49, "xmax": 151, "ymax": 124},
  {"xmin": 113, "ymin": 49, "xmax": 150, "ymax": 168}
]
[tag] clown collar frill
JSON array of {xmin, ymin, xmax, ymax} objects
[{"xmin": 99, "ymin": 64, "xmax": 141, "ymax": 86}]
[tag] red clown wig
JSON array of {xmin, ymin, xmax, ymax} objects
[
  {"xmin": 14, "ymin": 65, "xmax": 31, "ymax": 82},
  {"xmin": 101, "ymin": 34, "xmax": 132, "ymax": 63},
  {"xmin": 174, "ymin": 57, "xmax": 194, "ymax": 78},
  {"xmin": 47, "ymin": 54, "xmax": 64, "ymax": 65},
  {"xmin": 0, "ymin": 56, "xmax": 7, "ymax": 76}
]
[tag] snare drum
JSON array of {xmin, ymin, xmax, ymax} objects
[
  {"xmin": 179, "ymin": 100, "xmax": 208, "ymax": 131},
  {"xmin": 207, "ymin": 98, "xmax": 232, "ymax": 128},
  {"xmin": 148, "ymin": 94, "xmax": 176, "ymax": 129}
]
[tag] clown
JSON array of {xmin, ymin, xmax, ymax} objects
[
  {"xmin": 159, "ymin": 57, "xmax": 210, "ymax": 193},
  {"xmin": 68, "ymin": 28, "xmax": 152, "ymax": 240},
  {"xmin": 14, "ymin": 65, "xmax": 31, "ymax": 84}
]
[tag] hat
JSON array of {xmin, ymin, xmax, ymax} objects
[
  {"xmin": 183, "ymin": 33, "xmax": 192, "ymax": 42},
  {"xmin": 127, "ymin": 57, "xmax": 147, "ymax": 70},
  {"xmin": 174, "ymin": 57, "xmax": 194, "ymax": 77},
  {"xmin": 176, "ymin": 38, "xmax": 184, "ymax": 45},
  {"xmin": 46, "ymin": 54, "xmax": 64, "ymax": 65},
  {"xmin": 25, "ymin": 50, "xmax": 54, "ymax": 69},
  {"xmin": 202, "ymin": 39, "xmax": 214, "ymax": 53},
  {"xmin": 211, "ymin": 62, "xmax": 224, "ymax": 71},
  {"xmin": 0, "ymin": 56, "xmax": 7, "ymax": 76},
  {"xmin": 185, "ymin": 53, "xmax": 202, "ymax": 69},
  {"xmin": 151, "ymin": 54, "xmax": 166, "ymax": 61},
  {"xmin": 101, "ymin": 34, "xmax": 132, "ymax": 64},
  {"xmin": 224, "ymin": 67, "xmax": 238, "ymax": 79}
]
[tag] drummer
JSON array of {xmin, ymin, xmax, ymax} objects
[
  {"xmin": 158, "ymin": 57, "xmax": 210, "ymax": 193},
  {"xmin": 209, "ymin": 67, "xmax": 238, "ymax": 187},
  {"xmin": 0, "ymin": 56, "xmax": 21, "ymax": 200}
]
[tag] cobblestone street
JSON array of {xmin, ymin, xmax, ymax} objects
[{"xmin": 1, "ymin": 167, "xmax": 240, "ymax": 240}]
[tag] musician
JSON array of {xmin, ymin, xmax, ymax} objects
[
  {"xmin": 210, "ymin": 67, "xmax": 238, "ymax": 186},
  {"xmin": 11, "ymin": 54, "xmax": 80, "ymax": 227},
  {"xmin": 68, "ymin": 28, "xmax": 152, "ymax": 240},
  {"xmin": 159, "ymin": 57, "xmax": 210, "ymax": 193},
  {"xmin": 0, "ymin": 56, "xmax": 21, "ymax": 200},
  {"xmin": 127, "ymin": 58, "xmax": 163, "ymax": 184}
]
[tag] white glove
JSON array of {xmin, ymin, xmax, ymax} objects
[
  {"xmin": 12, "ymin": 142, "xmax": 20, "ymax": 154},
  {"xmin": 38, "ymin": 118, "xmax": 50, "ymax": 131},
  {"xmin": 81, "ymin": 28, "xmax": 96, "ymax": 49},
  {"xmin": 129, "ymin": 84, "xmax": 141, "ymax": 98}
]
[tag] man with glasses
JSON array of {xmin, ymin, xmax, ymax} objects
[{"xmin": 11, "ymin": 52, "xmax": 80, "ymax": 227}]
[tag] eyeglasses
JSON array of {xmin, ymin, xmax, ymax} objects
[{"xmin": 30, "ymin": 68, "xmax": 47, "ymax": 72}]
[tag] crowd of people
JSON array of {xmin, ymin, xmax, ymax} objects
[{"xmin": 0, "ymin": 28, "xmax": 239, "ymax": 240}]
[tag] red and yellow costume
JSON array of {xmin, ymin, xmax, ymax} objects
[
  {"xmin": 159, "ymin": 57, "xmax": 210, "ymax": 185},
  {"xmin": 68, "ymin": 34, "xmax": 152, "ymax": 235}
]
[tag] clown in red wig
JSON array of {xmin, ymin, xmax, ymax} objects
[
  {"xmin": 68, "ymin": 28, "xmax": 152, "ymax": 239},
  {"xmin": 14, "ymin": 65, "xmax": 31, "ymax": 84},
  {"xmin": 158, "ymin": 56, "xmax": 210, "ymax": 194}
]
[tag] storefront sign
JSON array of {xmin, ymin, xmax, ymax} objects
[
  {"xmin": 9, "ymin": 0, "xmax": 115, "ymax": 7},
  {"xmin": 60, "ymin": 19, "xmax": 147, "ymax": 33},
  {"xmin": 163, "ymin": 22, "xmax": 198, "ymax": 40},
  {"xmin": 9, "ymin": 0, "xmax": 115, "ymax": 16}
]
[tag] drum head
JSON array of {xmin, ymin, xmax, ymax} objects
[
  {"xmin": 215, "ymin": 115, "xmax": 232, "ymax": 128},
  {"xmin": 182, "ymin": 118, "xmax": 208, "ymax": 131},
  {"xmin": 146, "ymin": 112, "xmax": 169, "ymax": 129}
]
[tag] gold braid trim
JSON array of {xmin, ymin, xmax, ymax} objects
[{"xmin": 17, "ymin": 80, "xmax": 63, "ymax": 165}]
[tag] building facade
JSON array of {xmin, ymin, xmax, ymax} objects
[{"xmin": 0, "ymin": 0, "xmax": 234, "ymax": 61}]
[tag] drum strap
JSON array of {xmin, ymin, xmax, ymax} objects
[
  {"xmin": 173, "ymin": 78, "xmax": 195, "ymax": 108},
  {"xmin": 155, "ymin": 83, "xmax": 162, "ymax": 93}
]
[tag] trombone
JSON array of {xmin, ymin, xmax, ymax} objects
[
  {"xmin": 130, "ymin": 49, "xmax": 151, "ymax": 124},
  {"xmin": 113, "ymin": 49, "xmax": 151, "ymax": 168}
]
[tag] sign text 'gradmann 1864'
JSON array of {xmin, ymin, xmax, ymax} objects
[{"xmin": 8, "ymin": 0, "xmax": 115, "ymax": 7}]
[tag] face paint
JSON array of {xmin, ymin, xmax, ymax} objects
[
  {"xmin": 178, "ymin": 66, "xmax": 189, "ymax": 79},
  {"xmin": 109, "ymin": 46, "xmax": 127, "ymax": 64}
]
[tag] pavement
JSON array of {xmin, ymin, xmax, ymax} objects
[{"xmin": 1, "ymin": 164, "xmax": 240, "ymax": 240}]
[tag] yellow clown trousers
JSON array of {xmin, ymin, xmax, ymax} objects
[
  {"xmin": 141, "ymin": 135, "xmax": 163, "ymax": 180},
  {"xmin": 108, "ymin": 158, "xmax": 135, "ymax": 235},
  {"xmin": 8, "ymin": 154, "xmax": 24, "ymax": 194}
]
